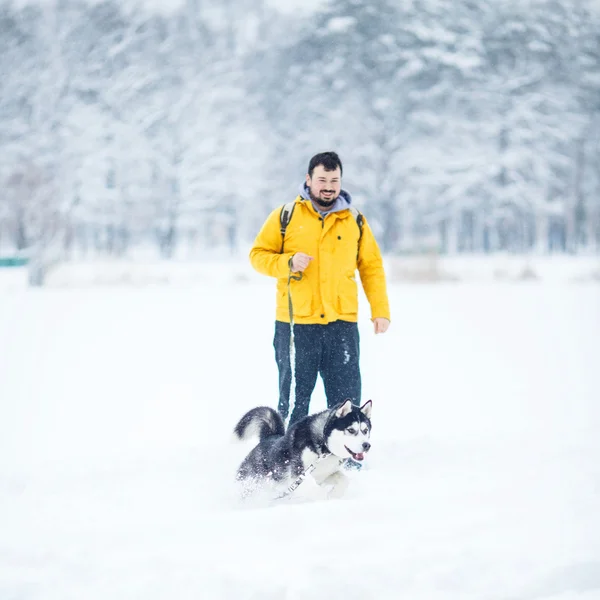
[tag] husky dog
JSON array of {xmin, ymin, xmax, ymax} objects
[{"xmin": 233, "ymin": 399, "xmax": 372, "ymax": 499}]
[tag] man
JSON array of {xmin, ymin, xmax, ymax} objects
[{"xmin": 250, "ymin": 151, "xmax": 390, "ymax": 425}]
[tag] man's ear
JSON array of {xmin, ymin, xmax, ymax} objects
[
  {"xmin": 360, "ymin": 400, "xmax": 372, "ymax": 419},
  {"xmin": 335, "ymin": 399, "xmax": 353, "ymax": 418},
  {"xmin": 305, "ymin": 173, "xmax": 311, "ymax": 187}
]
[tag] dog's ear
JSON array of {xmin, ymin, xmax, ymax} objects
[
  {"xmin": 360, "ymin": 400, "xmax": 372, "ymax": 419},
  {"xmin": 335, "ymin": 399, "xmax": 353, "ymax": 418}
]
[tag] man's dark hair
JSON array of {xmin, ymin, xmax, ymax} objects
[{"xmin": 307, "ymin": 151, "xmax": 343, "ymax": 178}]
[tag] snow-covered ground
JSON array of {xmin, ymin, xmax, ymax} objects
[
  {"xmin": 1, "ymin": 266, "xmax": 599, "ymax": 599},
  {"xmin": 1, "ymin": 254, "xmax": 599, "ymax": 291}
]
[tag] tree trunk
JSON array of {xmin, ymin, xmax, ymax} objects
[
  {"xmin": 379, "ymin": 199, "xmax": 398, "ymax": 253},
  {"xmin": 571, "ymin": 136, "xmax": 586, "ymax": 253}
]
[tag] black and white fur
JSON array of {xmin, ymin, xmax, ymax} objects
[{"xmin": 233, "ymin": 399, "xmax": 372, "ymax": 499}]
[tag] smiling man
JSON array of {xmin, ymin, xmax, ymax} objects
[{"xmin": 250, "ymin": 151, "xmax": 391, "ymax": 426}]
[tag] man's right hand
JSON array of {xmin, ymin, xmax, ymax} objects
[{"xmin": 291, "ymin": 252, "xmax": 314, "ymax": 272}]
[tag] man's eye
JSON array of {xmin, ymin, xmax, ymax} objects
[{"xmin": 346, "ymin": 428, "xmax": 357, "ymax": 435}]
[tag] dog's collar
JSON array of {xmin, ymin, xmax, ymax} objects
[{"xmin": 319, "ymin": 450, "xmax": 345, "ymax": 466}]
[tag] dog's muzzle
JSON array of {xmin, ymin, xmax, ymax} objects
[{"xmin": 344, "ymin": 441, "xmax": 371, "ymax": 461}]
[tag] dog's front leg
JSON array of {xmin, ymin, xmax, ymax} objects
[
  {"xmin": 321, "ymin": 471, "xmax": 350, "ymax": 499},
  {"xmin": 300, "ymin": 474, "xmax": 323, "ymax": 498},
  {"xmin": 295, "ymin": 472, "xmax": 328, "ymax": 499},
  {"xmin": 279, "ymin": 472, "xmax": 327, "ymax": 501}
]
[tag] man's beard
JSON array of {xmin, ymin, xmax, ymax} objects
[{"xmin": 308, "ymin": 188, "xmax": 337, "ymax": 208}]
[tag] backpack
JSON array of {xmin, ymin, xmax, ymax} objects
[{"xmin": 279, "ymin": 201, "xmax": 364, "ymax": 253}]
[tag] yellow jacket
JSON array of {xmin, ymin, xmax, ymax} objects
[{"xmin": 249, "ymin": 196, "xmax": 390, "ymax": 325}]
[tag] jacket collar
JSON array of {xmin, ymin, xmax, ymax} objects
[{"xmin": 298, "ymin": 182, "xmax": 353, "ymax": 216}]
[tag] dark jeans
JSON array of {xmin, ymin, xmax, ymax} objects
[{"xmin": 273, "ymin": 320, "xmax": 361, "ymax": 425}]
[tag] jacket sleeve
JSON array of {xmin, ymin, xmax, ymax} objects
[
  {"xmin": 357, "ymin": 215, "xmax": 391, "ymax": 321},
  {"xmin": 249, "ymin": 206, "xmax": 296, "ymax": 279}
]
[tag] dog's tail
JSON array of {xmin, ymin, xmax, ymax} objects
[{"xmin": 233, "ymin": 407, "xmax": 285, "ymax": 442}]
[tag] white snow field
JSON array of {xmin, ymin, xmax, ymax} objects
[{"xmin": 0, "ymin": 266, "xmax": 599, "ymax": 600}]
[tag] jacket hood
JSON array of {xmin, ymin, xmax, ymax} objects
[{"xmin": 299, "ymin": 182, "xmax": 352, "ymax": 215}]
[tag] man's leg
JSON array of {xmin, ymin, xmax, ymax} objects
[
  {"xmin": 322, "ymin": 321, "xmax": 363, "ymax": 470},
  {"xmin": 321, "ymin": 320, "xmax": 361, "ymax": 408},
  {"xmin": 288, "ymin": 323, "xmax": 322, "ymax": 425},
  {"xmin": 273, "ymin": 321, "xmax": 321, "ymax": 425},
  {"xmin": 273, "ymin": 321, "xmax": 292, "ymax": 419}
]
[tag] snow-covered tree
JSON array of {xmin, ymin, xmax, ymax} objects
[{"xmin": 0, "ymin": 0, "xmax": 598, "ymax": 265}]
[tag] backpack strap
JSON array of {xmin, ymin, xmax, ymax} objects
[
  {"xmin": 279, "ymin": 201, "xmax": 297, "ymax": 253},
  {"xmin": 348, "ymin": 206, "xmax": 364, "ymax": 244}
]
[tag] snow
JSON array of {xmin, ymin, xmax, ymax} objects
[
  {"xmin": 326, "ymin": 16, "xmax": 357, "ymax": 33},
  {"xmin": 1, "ymin": 254, "xmax": 597, "ymax": 290},
  {"xmin": 1, "ymin": 264, "xmax": 599, "ymax": 599}
]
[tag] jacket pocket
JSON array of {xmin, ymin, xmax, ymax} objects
[
  {"xmin": 280, "ymin": 279, "xmax": 313, "ymax": 317},
  {"xmin": 337, "ymin": 274, "xmax": 358, "ymax": 315}
]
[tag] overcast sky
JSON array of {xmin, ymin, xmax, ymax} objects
[
  {"xmin": 8, "ymin": 0, "xmax": 325, "ymax": 15},
  {"xmin": 266, "ymin": 0, "xmax": 324, "ymax": 13},
  {"xmin": 122, "ymin": 0, "xmax": 326, "ymax": 15}
]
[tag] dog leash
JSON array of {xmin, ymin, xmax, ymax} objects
[
  {"xmin": 279, "ymin": 265, "xmax": 345, "ymax": 500},
  {"xmin": 285, "ymin": 265, "xmax": 302, "ymax": 428}
]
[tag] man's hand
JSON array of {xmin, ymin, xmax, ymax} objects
[
  {"xmin": 291, "ymin": 252, "xmax": 314, "ymax": 272},
  {"xmin": 373, "ymin": 318, "xmax": 390, "ymax": 334}
]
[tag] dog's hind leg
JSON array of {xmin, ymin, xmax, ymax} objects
[{"xmin": 237, "ymin": 478, "xmax": 259, "ymax": 500}]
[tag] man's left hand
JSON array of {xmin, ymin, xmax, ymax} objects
[{"xmin": 373, "ymin": 318, "xmax": 390, "ymax": 334}]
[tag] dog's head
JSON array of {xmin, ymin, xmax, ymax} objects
[{"xmin": 324, "ymin": 399, "xmax": 372, "ymax": 462}]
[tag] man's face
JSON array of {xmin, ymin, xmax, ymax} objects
[{"xmin": 306, "ymin": 165, "xmax": 341, "ymax": 208}]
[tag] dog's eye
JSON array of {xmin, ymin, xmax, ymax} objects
[{"xmin": 346, "ymin": 427, "xmax": 357, "ymax": 435}]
